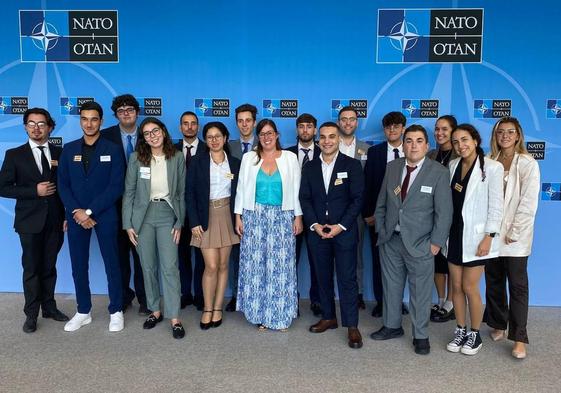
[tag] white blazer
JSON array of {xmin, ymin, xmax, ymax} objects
[
  {"xmin": 493, "ymin": 153, "xmax": 540, "ymax": 257},
  {"xmin": 448, "ymin": 156, "xmax": 504, "ymax": 263},
  {"xmin": 234, "ymin": 150, "xmax": 303, "ymax": 216}
]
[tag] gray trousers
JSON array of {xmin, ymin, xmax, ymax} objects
[
  {"xmin": 380, "ymin": 232, "xmax": 433, "ymax": 339},
  {"xmin": 136, "ymin": 202, "xmax": 181, "ymax": 319}
]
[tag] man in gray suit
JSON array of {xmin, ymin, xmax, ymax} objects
[
  {"xmin": 337, "ymin": 106, "xmax": 370, "ymax": 309},
  {"xmin": 370, "ymin": 125, "xmax": 452, "ymax": 355}
]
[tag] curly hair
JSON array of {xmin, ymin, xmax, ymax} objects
[{"xmin": 136, "ymin": 117, "xmax": 177, "ymax": 166}]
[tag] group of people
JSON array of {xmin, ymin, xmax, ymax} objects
[{"xmin": 0, "ymin": 95, "xmax": 540, "ymax": 359}]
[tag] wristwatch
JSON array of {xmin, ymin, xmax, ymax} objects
[
  {"xmin": 85, "ymin": 209, "xmax": 92, "ymax": 216},
  {"xmin": 486, "ymin": 232, "xmax": 496, "ymax": 238}
]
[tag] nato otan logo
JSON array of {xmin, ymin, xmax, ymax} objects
[
  {"xmin": 194, "ymin": 99, "xmax": 230, "ymax": 117},
  {"xmin": 377, "ymin": 8, "xmax": 483, "ymax": 63},
  {"xmin": 19, "ymin": 10, "xmax": 118, "ymax": 62},
  {"xmin": 473, "ymin": 99, "xmax": 511, "ymax": 119},
  {"xmin": 0, "ymin": 97, "xmax": 29, "ymax": 114},
  {"xmin": 263, "ymin": 100, "xmax": 298, "ymax": 118},
  {"xmin": 401, "ymin": 99, "xmax": 439, "ymax": 118},
  {"xmin": 332, "ymin": 100, "xmax": 368, "ymax": 119},
  {"xmin": 60, "ymin": 97, "xmax": 94, "ymax": 115},
  {"xmin": 542, "ymin": 183, "xmax": 561, "ymax": 201},
  {"xmin": 546, "ymin": 100, "xmax": 561, "ymax": 119},
  {"xmin": 526, "ymin": 142, "xmax": 545, "ymax": 161},
  {"xmin": 139, "ymin": 98, "xmax": 162, "ymax": 116}
]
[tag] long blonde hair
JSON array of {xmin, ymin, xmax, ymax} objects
[{"xmin": 489, "ymin": 116, "xmax": 529, "ymax": 159}]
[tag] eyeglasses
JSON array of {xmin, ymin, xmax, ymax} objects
[
  {"xmin": 143, "ymin": 127, "xmax": 162, "ymax": 138},
  {"xmin": 26, "ymin": 121, "xmax": 48, "ymax": 129},
  {"xmin": 496, "ymin": 129, "xmax": 517, "ymax": 137},
  {"xmin": 339, "ymin": 117, "xmax": 357, "ymax": 123},
  {"xmin": 116, "ymin": 107, "xmax": 136, "ymax": 115},
  {"xmin": 258, "ymin": 131, "xmax": 276, "ymax": 138},
  {"xmin": 384, "ymin": 124, "xmax": 402, "ymax": 131},
  {"xmin": 206, "ymin": 134, "xmax": 223, "ymax": 141}
]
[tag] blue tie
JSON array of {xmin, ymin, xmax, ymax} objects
[
  {"xmin": 126, "ymin": 135, "xmax": 134, "ymax": 161},
  {"xmin": 242, "ymin": 142, "xmax": 250, "ymax": 154}
]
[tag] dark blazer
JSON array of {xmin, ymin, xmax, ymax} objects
[
  {"xmin": 57, "ymin": 137, "xmax": 125, "ymax": 223},
  {"xmin": 101, "ymin": 125, "xmax": 138, "ymax": 161},
  {"xmin": 174, "ymin": 139, "xmax": 207, "ymax": 159},
  {"xmin": 362, "ymin": 141, "xmax": 389, "ymax": 218},
  {"xmin": 286, "ymin": 143, "xmax": 321, "ymax": 165},
  {"xmin": 300, "ymin": 153, "xmax": 364, "ymax": 238},
  {"xmin": 185, "ymin": 152, "xmax": 240, "ymax": 231},
  {"xmin": 228, "ymin": 139, "xmax": 257, "ymax": 160},
  {"xmin": 0, "ymin": 142, "xmax": 64, "ymax": 233}
]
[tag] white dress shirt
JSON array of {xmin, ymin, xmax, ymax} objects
[
  {"xmin": 297, "ymin": 142, "xmax": 314, "ymax": 167},
  {"xmin": 209, "ymin": 153, "xmax": 232, "ymax": 200},
  {"xmin": 339, "ymin": 136, "xmax": 356, "ymax": 158},
  {"xmin": 182, "ymin": 138, "xmax": 200, "ymax": 160},
  {"xmin": 28, "ymin": 140, "xmax": 51, "ymax": 174},
  {"xmin": 387, "ymin": 143, "xmax": 404, "ymax": 163}
]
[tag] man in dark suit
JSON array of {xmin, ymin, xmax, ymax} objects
[
  {"xmin": 100, "ymin": 94, "xmax": 148, "ymax": 315},
  {"xmin": 300, "ymin": 122, "xmax": 364, "ymax": 349},
  {"xmin": 57, "ymin": 101, "xmax": 126, "ymax": 332},
  {"xmin": 0, "ymin": 108, "xmax": 69, "ymax": 333},
  {"xmin": 225, "ymin": 103, "xmax": 258, "ymax": 312},
  {"xmin": 286, "ymin": 113, "xmax": 322, "ymax": 316},
  {"xmin": 370, "ymin": 125, "xmax": 452, "ymax": 355},
  {"xmin": 175, "ymin": 111, "xmax": 206, "ymax": 311},
  {"xmin": 363, "ymin": 111, "xmax": 407, "ymax": 318}
]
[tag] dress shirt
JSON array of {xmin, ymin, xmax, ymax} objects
[
  {"xmin": 339, "ymin": 137, "xmax": 356, "ymax": 158},
  {"xmin": 310, "ymin": 152, "xmax": 346, "ymax": 232},
  {"xmin": 182, "ymin": 138, "xmax": 200, "ymax": 160},
  {"xmin": 120, "ymin": 126, "xmax": 137, "ymax": 162},
  {"xmin": 240, "ymin": 136, "xmax": 255, "ymax": 154},
  {"xmin": 150, "ymin": 154, "xmax": 170, "ymax": 200},
  {"xmin": 297, "ymin": 142, "xmax": 314, "ymax": 167},
  {"xmin": 387, "ymin": 143, "xmax": 404, "ymax": 163},
  {"xmin": 209, "ymin": 153, "xmax": 232, "ymax": 200},
  {"xmin": 28, "ymin": 140, "xmax": 51, "ymax": 174}
]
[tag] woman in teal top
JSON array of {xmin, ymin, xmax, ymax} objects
[{"xmin": 255, "ymin": 169, "xmax": 282, "ymax": 205}]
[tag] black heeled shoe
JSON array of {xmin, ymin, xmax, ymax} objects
[
  {"xmin": 200, "ymin": 310, "xmax": 213, "ymax": 330},
  {"xmin": 211, "ymin": 309, "xmax": 223, "ymax": 328}
]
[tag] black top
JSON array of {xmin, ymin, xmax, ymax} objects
[
  {"xmin": 435, "ymin": 149, "xmax": 453, "ymax": 167},
  {"xmin": 81, "ymin": 138, "xmax": 99, "ymax": 173}
]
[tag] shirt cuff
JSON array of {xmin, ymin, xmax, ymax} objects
[
  {"xmin": 338, "ymin": 224, "xmax": 347, "ymax": 231},
  {"xmin": 310, "ymin": 223, "xmax": 319, "ymax": 231}
]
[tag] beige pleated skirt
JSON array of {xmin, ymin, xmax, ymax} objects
[{"xmin": 191, "ymin": 197, "xmax": 240, "ymax": 249}]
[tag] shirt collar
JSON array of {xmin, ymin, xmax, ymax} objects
[
  {"xmin": 28, "ymin": 139, "xmax": 48, "ymax": 149},
  {"xmin": 298, "ymin": 142, "xmax": 314, "ymax": 151},
  {"xmin": 183, "ymin": 138, "xmax": 199, "ymax": 149},
  {"xmin": 387, "ymin": 143, "xmax": 403, "ymax": 153},
  {"xmin": 320, "ymin": 151, "xmax": 339, "ymax": 166},
  {"xmin": 119, "ymin": 125, "xmax": 137, "ymax": 137},
  {"xmin": 405, "ymin": 156, "xmax": 425, "ymax": 170},
  {"xmin": 240, "ymin": 136, "xmax": 254, "ymax": 146}
]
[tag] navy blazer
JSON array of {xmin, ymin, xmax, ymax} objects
[
  {"xmin": 185, "ymin": 152, "xmax": 240, "ymax": 231},
  {"xmin": 100, "ymin": 124, "xmax": 139, "ymax": 161},
  {"xmin": 286, "ymin": 143, "xmax": 321, "ymax": 166},
  {"xmin": 57, "ymin": 137, "xmax": 125, "ymax": 223},
  {"xmin": 362, "ymin": 141, "xmax": 388, "ymax": 218},
  {"xmin": 300, "ymin": 153, "xmax": 364, "ymax": 236}
]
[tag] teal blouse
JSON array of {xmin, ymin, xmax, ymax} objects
[{"xmin": 255, "ymin": 168, "xmax": 283, "ymax": 206}]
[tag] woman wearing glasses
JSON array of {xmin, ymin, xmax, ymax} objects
[
  {"xmin": 485, "ymin": 117, "xmax": 540, "ymax": 359},
  {"xmin": 186, "ymin": 122, "xmax": 240, "ymax": 330},
  {"xmin": 122, "ymin": 117, "xmax": 186, "ymax": 339},
  {"xmin": 235, "ymin": 119, "xmax": 303, "ymax": 331}
]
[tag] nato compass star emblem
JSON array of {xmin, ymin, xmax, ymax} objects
[
  {"xmin": 335, "ymin": 103, "xmax": 344, "ymax": 111},
  {"xmin": 550, "ymin": 103, "xmax": 561, "ymax": 116},
  {"xmin": 0, "ymin": 99, "xmax": 7, "ymax": 112},
  {"xmin": 477, "ymin": 102, "xmax": 489, "ymax": 115},
  {"xmin": 404, "ymin": 102, "xmax": 417, "ymax": 116},
  {"xmin": 63, "ymin": 100, "xmax": 74, "ymax": 113},
  {"xmin": 389, "ymin": 19, "xmax": 419, "ymax": 53},
  {"xmin": 266, "ymin": 102, "xmax": 277, "ymax": 115},
  {"xmin": 545, "ymin": 185, "xmax": 556, "ymax": 198},
  {"xmin": 30, "ymin": 21, "xmax": 60, "ymax": 52},
  {"xmin": 197, "ymin": 102, "xmax": 209, "ymax": 114}
]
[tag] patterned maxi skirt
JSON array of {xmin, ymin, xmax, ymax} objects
[{"xmin": 237, "ymin": 203, "xmax": 298, "ymax": 329}]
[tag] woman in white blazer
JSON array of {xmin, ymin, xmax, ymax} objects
[
  {"xmin": 445, "ymin": 124, "xmax": 503, "ymax": 356},
  {"xmin": 234, "ymin": 119, "xmax": 303, "ymax": 331},
  {"xmin": 485, "ymin": 117, "xmax": 540, "ymax": 359}
]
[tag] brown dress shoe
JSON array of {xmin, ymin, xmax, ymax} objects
[
  {"xmin": 309, "ymin": 319, "xmax": 338, "ymax": 333},
  {"xmin": 348, "ymin": 327, "xmax": 363, "ymax": 349}
]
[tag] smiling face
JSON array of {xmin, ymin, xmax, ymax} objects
[
  {"xmin": 384, "ymin": 123, "xmax": 405, "ymax": 146},
  {"xmin": 80, "ymin": 109, "xmax": 102, "ymax": 138},
  {"xmin": 25, "ymin": 113, "xmax": 52, "ymax": 144},
  {"xmin": 319, "ymin": 125, "xmax": 340, "ymax": 156},
  {"xmin": 495, "ymin": 121, "xmax": 519, "ymax": 152},
  {"xmin": 434, "ymin": 118, "xmax": 453, "ymax": 147},
  {"xmin": 337, "ymin": 110, "xmax": 358, "ymax": 136},
  {"xmin": 258, "ymin": 124, "xmax": 278, "ymax": 152},
  {"xmin": 205, "ymin": 126, "xmax": 225, "ymax": 153},
  {"xmin": 237, "ymin": 111, "xmax": 255, "ymax": 139},
  {"xmin": 115, "ymin": 105, "xmax": 138, "ymax": 130},
  {"xmin": 403, "ymin": 130, "xmax": 429, "ymax": 165},
  {"xmin": 452, "ymin": 129, "xmax": 478, "ymax": 161},
  {"xmin": 142, "ymin": 122, "xmax": 164, "ymax": 150}
]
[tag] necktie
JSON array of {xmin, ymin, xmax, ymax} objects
[
  {"xmin": 126, "ymin": 135, "xmax": 134, "ymax": 161},
  {"xmin": 301, "ymin": 148, "xmax": 310, "ymax": 166},
  {"xmin": 37, "ymin": 146, "xmax": 51, "ymax": 181},
  {"xmin": 242, "ymin": 142, "xmax": 250, "ymax": 154},
  {"xmin": 185, "ymin": 145, "xmax": 193, "ymax": 169},
  {"xmin": 401, "ymin": 165, "xmax": 417, "ymax": 201},
  {"xmin": 393, "ymin": 148, "xmax": 400, "ymax": 160}
]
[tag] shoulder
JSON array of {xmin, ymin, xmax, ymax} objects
[
  {"xmin": 5, "ymin": 143, "xmax": 28, "ymax": 156},
  {"xmin": 424, "ymin": 158, "xmax": 448, "ymax": 175},
  {"xmin": 484, "ymin": 156, "xmax": 503, "ymax": 171},
  {"xmin": 285, "ymin": 145, "xmax": 297, "ymax": 154},
  {"xmin": 387, "ymin": 157, "xmax": 404, "ymax": 170},
  {"xmin": 281, "ymin": 150, "xmax": 297, "ymax": 162},
  {"xmin": 427, "ymin": 149, "xmax": 438, "ymax": 160},
  {"xmin": 100, "ymin": 125, "xmax": 119, "ymax": 138},
  {"xmin": 229, "ymin": 139, "xmax": 240, "ymax": 147},
  {"xmin": 448, "ymin": 157, "xmax": 460, "ymax": 171}
]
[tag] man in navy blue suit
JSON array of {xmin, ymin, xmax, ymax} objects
[
  {"xmin": 100, "ymin": 94, "xmax": 149, "ymax": 315},
  {"xmin": 57, "ymin": 101, "xmax": 126, "ymax": 332},
  {"xmin": 300, "ymin": 122, "xmax": 364, "ymax": 349}
]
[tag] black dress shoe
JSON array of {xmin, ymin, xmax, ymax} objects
[
  {"xmin": 180, "ymin": 295, "xmax": 193, "ymax": 309},
  {"xmin": 23, "ymin": 318, "xmax": 37, "ymax": 333},
  {"xmin": 138, "ymin": 304, "xmax": 152, "ymax": 316},
  {"xmin": 211, "ymin": 309, "xmax": 223, "ymax": 328},
  {"xmin": 143, "ymin": 314, "xmax": 163, "ymax": 329},
  {"xmin": 225, "ymin": 297, "xmax": 236, "ymax": 312},
  {"xmin": 310, "ymin": 302, "xmax": 322, "ymax": 317},
  {"xmin": 432, "ymin": 307, "xmax": 455, "ymax": 323},
  {"xmin": 200, "ymin": 311, "xmax": 213, "ymax": 330},
  {"xmin": 357, "ymin": 294, "xmax": 366, "ymax": 310},
  {"xmin": 371, "ymin": 303, "xmax": 383, "ymax": 318},
  {"xmin": 172, "ymin": 323, "xmax": 185, "ymax": 339},
  {"xmin": 402, "ymin": 303, "xmax": 409, "ymax": 315},
  {"xmin": 42, "ymin": 309, "xmax": 70, "ymax": 322},
  {"xmin": 194, "ymin": 297, "xmax": 204, "ymax": 312},
  {"xmin": 413, "ymin": 338, "xmax": 430, "ymax": 355},
  {"xmin": 370, "ymin": 326, "xmax": 404, "ymax": 340}
]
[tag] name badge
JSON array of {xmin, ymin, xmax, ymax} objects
[
  {"xmin": 454, "ymin": 183, "xmax": 463, "ymax": 192},
  {"xmin": 337, "ymin": 172, "xmax": 348, "ymax": 179},
  {"xmin": 225, "ymin": 173, "xmax": 234, "ymax": 180},
  {"xmin": 394, "ymin": 186, "xmax": 401, "ymax": 196},
  {"xmin": 420, "ymin": 186, "xmax": 433, "ymax": 194},
  {"xmin": 140, "ymin": 173, "xmax": 151, "ymax": 180},
  {"xmin": 360, "ymin": 154, "xmax": 368, "ymax": 161},
  {"xmin": 357, "ymin": 148, "xmax": 365, "ymax": 156},
  {"xmin": 73, "ymin": 155, "xmax": 82, "ymax": 162},
  {"xmin": 100, "ymin": 155, "xmax": 111, "ymax": 162},
  {"xmin": 139, "ymin": 167, "xmax": 151, "ymax": 174},
  {"xmin": 50, "ymin": 160, "xmax": 58, "ymax": 167},
  {"xmin": 334, "ymin": 178, "xmax": 343, "ymax": 186}
]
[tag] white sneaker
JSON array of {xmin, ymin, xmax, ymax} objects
[
  {"xmin": 64, "ymin": 312, "xmax": 92, "ymax": 332},
  {"xmin": 109, "ymin": 311, "xmax": 124, "ymax": 332}
]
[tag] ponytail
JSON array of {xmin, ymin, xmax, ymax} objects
[{"xmin": 476, "ymin": 146, "xmax": 486, "ymax": 182}]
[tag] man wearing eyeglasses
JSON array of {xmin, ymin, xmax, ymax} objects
[
  {"xmin": 101, "ymin": 94, "xmax": 149, "ymax": 316},
  {"xmin": 337, "ymin": 106, "xmax": 371, "ymax": 310},
  {"xmin": 58, "ymin": 101, "xmax": 126, "ymax": 332},
  {"xmin": 0, "ymin": 108, "xmax": 69, "ymax": 333}
]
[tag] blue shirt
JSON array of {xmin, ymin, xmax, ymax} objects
[
  {"xmin": 120, "ymin": 126, "xmax": 138, "ymax": 162},
  {"xmin": 255, "ymin": 168, "xmax": 282, "ymax": 206}
]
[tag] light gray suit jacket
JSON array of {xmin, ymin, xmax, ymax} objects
[
  {"xmin": 122, "ymin": 151, "xmax": 186, "ymax": 232},
  {"xmin": 354, "ymin": 139, "xmax": 370, "ymax": 169},
  {"xmin": 228, "ymin": 139, "xmax": 258, "ymax": 160},
  {"xmin": 374, "ymin": 157, "xmax": 453, "ymax": 258}
]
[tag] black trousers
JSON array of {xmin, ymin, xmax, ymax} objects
[
  {"xmin": 178, "ymin": 223, "xmax": 204, "ymax": 302},
  {"xmin": 295, "ymin": 230, "xmax": 320, "ymax": 304},
  {"xmin": 117, "ymin": 228, "xmax": 146, "ymax": 306},
  {"xmin": 18, "ymin": 220, "xmax": 64, "ymax": 318},
  {"xmin": 485, "ymin": 256, "xmax": 529, "ymax": 343},
  {"xmin": 368, "ymin": 227, "xmax": 383, "ymax": 303}
]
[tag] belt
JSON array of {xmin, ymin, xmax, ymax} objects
[
  {"xmin": 151, "ymin": 198, "xmax": 167, "ymax": 202},
  {"xmin": 393, "ymin": 230, "xmax": 401, "ymax": 236},
  {"xmin": 211, "ymin": 197, "xmax": 230, "ymax": 209}
]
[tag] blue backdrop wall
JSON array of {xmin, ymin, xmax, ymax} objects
[{"xmin": 1, "ymin": 0, "xmax": 559, "ymax": 306}]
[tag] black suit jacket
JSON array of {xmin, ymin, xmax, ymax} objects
[
  {"xmin": 0, "ymin": 142, "xmax": 64, "ymax": 233},
  {"xmin": 286, "ymin": 143, "xmax": 321, "ymax": 166},
  {"xmin": 300, "ymin": 153, "xmax": 364, "ymax": 237},
  {"xmin": 100, "ymin": 124, "xmax": 138, "ymax": 162},
  {"xmin": 185, "ymin": 152, "xmax": 240, "ymax": 231},
  {"xmin": 362, "ymin": 141, "xmax": 388, "ymax": 218},
  {"xmin": 174, "ymin": 139, "xmax": 207, "ymax": 160}
]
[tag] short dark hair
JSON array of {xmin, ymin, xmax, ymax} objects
[
  {"xmin": 80, "ymin": 101, "xmax": 103, "ymax": 119},
  {"xmin": 436, "ymin": 115, "xmax": 458, "ymax": 130},
  {"xmin": 403, "ymin": 124, "xmax": 428, "ymax": 143},
  {"xmin": 110, "ymin": 94, "xmax": 139, "ymax": 115},
  {"xmin": 337, "ymin": 106, "xmax": 357, "ymax": 120},
  {"xmin": 235, "ymin": 103, "xmax": 257, "ymax": 121},
  {"xmin": 180, "ymin": 111, "xmax": 199, "ymax": 124},
  {"xmin": 23, "ymin": 107, "xmax": 55, "ymax": 129},
  {"xmin": 382, "ymin": 111, "xmax": 406, "ymax": 128},
  {"xmin": 296, "ymin": 113, "xmax": 317, "ymax": 127},
  {"xmin": 319, "ymin": 121, "xmax": 342, "ymax": 133}
]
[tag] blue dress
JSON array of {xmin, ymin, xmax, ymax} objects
[{"xmin": 237, "ymin": 169, "xmax": 298, "ymax": 329}]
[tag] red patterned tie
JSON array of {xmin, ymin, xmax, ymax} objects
[{"xmin": 401, "ymin": 165, "xmax": 417, "ymax": 201}]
